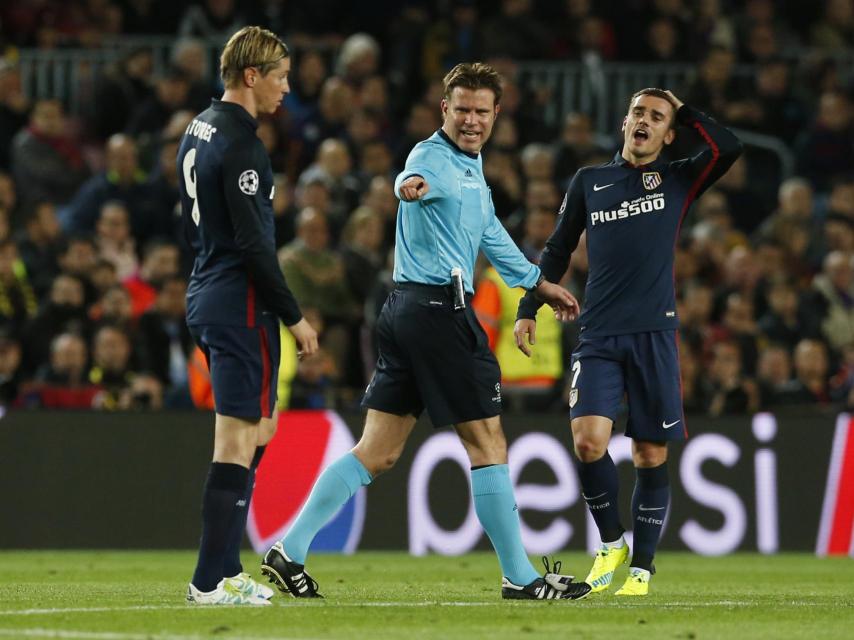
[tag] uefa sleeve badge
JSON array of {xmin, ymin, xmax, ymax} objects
[{"xmin": 239, "ymin": 169, "xmax": 259, "ymax": 195}]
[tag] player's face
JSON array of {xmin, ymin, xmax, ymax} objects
[
  {"xmin": 621, "ymin": 94, "xmax": 675, "ymax": 163},
  {"xmin": 440, "ymin": 87, "xmax": 499, "ymax": 154},
  {"xmin": 254, "ymin": 57, "xmax": 291, "ymax": 115}
]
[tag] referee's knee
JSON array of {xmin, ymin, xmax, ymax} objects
[{"xmin": 353, "ymin": 447, "xmax": 401, "ymax": 477}]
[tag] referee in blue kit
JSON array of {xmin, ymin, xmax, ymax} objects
[{"xmin": 262, "ymin": 62, "xmax": 590, "ymax": 601}]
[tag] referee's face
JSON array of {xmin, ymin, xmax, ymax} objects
[
  {"xmin": 440, "ymin": 87, "xmax": 499, "ymax": 155},
  {"xmin": 254, "ymin": 57, "xmax": 291, "ymax": 115}
]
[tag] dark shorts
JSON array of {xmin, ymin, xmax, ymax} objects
[
  {"xmin": 362, "ymin": 283, "xmax": 501, "ymax": 427},
  {"xmin": 569, "ymin": 330, "xmax": 686, "ymax": 441},
  {"xmin": 189, "ymin": 313, "xmax": 280, "ymax": 421}
]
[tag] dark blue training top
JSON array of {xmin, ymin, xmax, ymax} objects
[
  {"xmin": 517, "ymin": 104, "xmax": 742, "ymax": 337},
  {"xmin": 177, "ymin": 99, "xmax": 302, "ymax": 328}
]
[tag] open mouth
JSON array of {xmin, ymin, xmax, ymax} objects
[
  {"xmin": 633, "ymin": 129, "xmax": 649, "ymax": 143},
  {"xmin": 460, "ymin": 130, "xmax": 481, "ymax": 141}
]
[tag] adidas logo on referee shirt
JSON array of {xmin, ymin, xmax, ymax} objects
[{"xmin": 465, "ymin": 169, "xmax": 473, "ymax": 177}]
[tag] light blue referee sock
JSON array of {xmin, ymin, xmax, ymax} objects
[
  {"xmin": 282, "ymin": 452, "xmax": 372, "ymax": 564},
  {"xmin": 471, "ymin": 464, "xmax": 539, "ymax": 587}
]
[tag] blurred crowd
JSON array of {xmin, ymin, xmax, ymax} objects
[{"xmin": 0, "ymin": 0, "xmax": 853, "ymax": 415}]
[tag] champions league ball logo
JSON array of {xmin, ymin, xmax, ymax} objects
[
  {"xmin": 239, "ymin": 169, "xmax": 259, "ymax": 195},
  {"xmin": 247, "ymin": 410, "xmax": 366, "ymax": 554}
]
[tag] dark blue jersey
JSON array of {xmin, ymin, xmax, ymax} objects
[
  {"xmin": 177, "ymin": 100, "xmax": 302, "ymax": 328},
  {"xmin": 518, "ymin": 105, "xmax": 742, "ymax": 337}
]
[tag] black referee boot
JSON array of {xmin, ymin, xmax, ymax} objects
[{"xmin": 260, "ymin": 542, "xmax": 322, "ymax": 598}]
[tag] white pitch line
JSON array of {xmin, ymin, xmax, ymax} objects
[
  {"xmin": 0, "ymin": 630, "xmax": 318, "ymax": 640},
  {"xmin": 0, "ymin": 599, "xmax": 836, "ymax": 618}
]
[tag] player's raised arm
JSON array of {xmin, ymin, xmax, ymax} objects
[
  {"xmin": 670, "ymin": 90, "xmax": 743, "ymax": 195},
  {"xmin": 222, "ymin": 138, "xmax": 310, "ymax": 335}
]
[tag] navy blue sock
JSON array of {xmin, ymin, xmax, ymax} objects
[
  {"xmin": 191, "ymin": 462, "xmax": 249, "ymax": 592},
  {"xmin": 630, "ymin": 462, "xmax": 669, "ymax": 571},
  {"xmin": 222, "ymin": 446, "xmax": 266, "ymax": 577},
  {"xmin": 577, "ymin": 452, "xmax": 624, "ymax": 543}
]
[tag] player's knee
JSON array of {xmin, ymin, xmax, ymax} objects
[
  {"xmin": 574, "ymin": 437, "xmax": 607, "ymax": 463},
  {"xmin": 633, "ymin": 443, "xmax": 667, "ymax": 467}
]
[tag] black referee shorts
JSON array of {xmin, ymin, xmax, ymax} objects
[{"xmin": 362, "ymin": 283, "xmax": 502, "ymax": 427}]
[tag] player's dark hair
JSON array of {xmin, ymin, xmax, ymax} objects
[
  {"xmin": 220, "ymin": 26, "xmax": 289, "ymax": 89},
  {"xmin": 442, "ymin": 62, "xmax": 503, "ymax": 106},
  {"xmin": 629, "ymin": 88, "xmax": 678, "ymax": 127}
]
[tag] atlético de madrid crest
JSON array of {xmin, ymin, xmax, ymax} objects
[{"xmin": 642, "ymin": 172, "xmax": 662, "ymax": 190}]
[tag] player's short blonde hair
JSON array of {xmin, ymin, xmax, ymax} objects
[{"xmin": 220, "ymin": 26, "xmax": 288, "ymax": 89}]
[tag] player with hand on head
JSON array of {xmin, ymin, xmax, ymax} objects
[
  {"xmin": 262, "ymin": 62, "xmax": 590, "ymax": 601},
  {"xmin": 515, "ymin": 89, "xmax": 742, "ymax": 595},
  {"xmin": 178, "ymin": 26, "xmax": 318, "ymax": 605}
]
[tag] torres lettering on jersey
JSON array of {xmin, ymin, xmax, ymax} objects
[
  {"xmin": 185, "ymin": 118, "xmax": 218, "ymax": 142},
  {"xmin": 590, "ymin": 192, "xmax": 665, "ymax": 226}
]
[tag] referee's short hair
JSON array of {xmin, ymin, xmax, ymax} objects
[
  {"xmin": 442, "ymin": 62, "xmax": 503, "ymax": 106},
  {"xmin": 220, "ymin": 26, "xmax": 289, "ymax": 89}
]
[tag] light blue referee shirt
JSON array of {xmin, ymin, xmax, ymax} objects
[{"xmin": 392, "ymin": 130, "xmax": 541, "ymax": 294}]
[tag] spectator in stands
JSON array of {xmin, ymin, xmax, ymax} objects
[
  {"xmin": 713, "ymin": 158, "xmax": 768, "ymax": 235},
  {"xmin": 278, "ymin": 207, "xmax": 358, "ymax": 378},
  {"xmin": 809, "ymin": 250, "xmax": 854, "ymax": 352},
  {"xmin": 124, "ymin": 239, "xmax": 181, "ymax": 319},
  {"xmin": 758, "ymin": 279, "xmax": 807, "ymax": 350},
  {"xmin": 0, "ymin": 239, "xmax": 37, "ymax": 338},
  {"xmin": 11, "ymin": 98, "xmax": 88, "ymax": 211},
  {"xmin": 519, "ymin": 208, "xmax": 557, "ymax": 264},
  {"xmin": 757, "ymin": 343, "xmax": 793, "ymax": 407},
  {"xmin": 118, "ymin": 372, "xmax": 164, "ymax": 410},
  {"xmin": 480, "ymin": 0, "xmax": 551, "ymax": 60},
  {"xmin": 23, "ymin": 273, "xmax": 91, "ymax": 377},
  {"xmin": 756, "ymin": 177, "xmax": 821, "ymax": 264},
  {"xmin": 553, "ymin": 112, "xmax": 610, "ymax": 189},
  {"xmin": 711, "ymin": 289, "xmax": 761, "ymax": 375},
  {"xmin": 297, "ymin": 77, "xmax": 355, "ymax": 173},
  {"xmin": 0, "ymin": 61, "xmax": 29, "ymax": 171},
  {"xmin": 683, "ymin": 46, "xmax": 742, "ymax": 117},
  {"xmin": 57, "ymin": 235, "xmax": 98, "ymax": 303},
  {"xmin": 361, "ymin": 176, "xmax": 398, "ymax": 251},
  {"xmin": 61, "ymin": 134, "xmax": 164, "ymax": 246},
  {"xmin": 340, "ymin": 207, "xmax": 384, "ymax": 307},
  {"xmin": 703, "ymin": 339, "xmax": 760, "ymax": 416},
  {"xmin": 92, "ymin": 284, "xmax": 135, "ymax": 334},
  {"xmin": 749, "ymin": 59, "xmax": 807, "ymax": 144},
  {"xmin": 283, "ymin": 49, "xmax": 327, "ymax": 129},
  {"xmin": 26, "ymin": 332, "xmax": 100, "ymax": 409},
  {"xmin": 90, "ymin": 259, "xmax": 118, "ymax": 300},
  {"xmin": 15, "ymin": 201, "xmax": 61, "ymax": 298},
  {"xmin": 773, "ymin": 338, "xmax": 831, "ymax": 404},
  {"xmin": 91, "ymin": 46, "xmax": 154, "ymax": 140},
  {"xmin": 89, "ymin": 323, "xmax": 136, "ymax": 410},
  {"xmin": 126, "ymin": 67, "xmax": 191, "ymax": 138},
  {"xmin": 178, "ymin": 0, "xmax": 246, "ymax": 43},
  {"xmin": 335, "ymin": 33, "xmax": 381, "ymax": 87},
  {"xmin": 687, "ymin": 0, "xmax": 737, "ymax": 59},
  {"xmin": 94, "ymin": 201, "xmax": 138, "ymax": 280},
  {"xmin": 810, "ymin": 0, "xmax": 854, "ymax": 52},
  {"xmin": 301, "ymin": 138, "xmax": 361, "ymax": 236},
  {"xmin": 421, "ymin": 0, "xmax": 482, "ymax": 79},
  {"xmin": 394, "ymin": 102, "xmax": 440, "ymax": 171},
  {"xmin": 795, "ymin": 91, "xmax": 854, "ymax": 191},
  {"xmin": 170, "ymin": 37, "xmax": 216, "ymax": 111},
  {"xmin": 136, "ymin": 274, "xmax": 193, "ymax": 406},
  {"xmin": 358, "ymin": 139, "xmax": 394, "ymax": 185}
]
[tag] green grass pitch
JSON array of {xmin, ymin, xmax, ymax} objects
[{"xmin": 1, "ymin": 551, "xmax": 852, "ymax": 639}]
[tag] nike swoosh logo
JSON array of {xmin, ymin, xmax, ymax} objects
[
  {"xmin": 662, "ymin": 420, "xmax": 680, "ymax": 429},
  {"xmin": 582, "ymin": 491, "xmax": 607, "ymax": 500},
  {"xmin": 593, "ymin": 183, "xmax": 614, "ymax": 191},
  {"xmin": 638, "ymin": 505, "xmax": 666, "ymax": 511}
]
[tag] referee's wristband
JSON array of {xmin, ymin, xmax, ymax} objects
[{"xmin": 527, "ymin": 273, "xmax": 546, "ymax": 293}]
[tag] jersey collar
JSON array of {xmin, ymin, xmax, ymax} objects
[
  {"xmin": 211, "ymin": 99, "xmax": 258, "ymax": 130},
  {"xmin": 613, "ymin": 151, "xmax": 666, "ymax": 170},
  {"xmin": 437, "ymin": 129, "xmax": 479, "ymax": 159}
]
